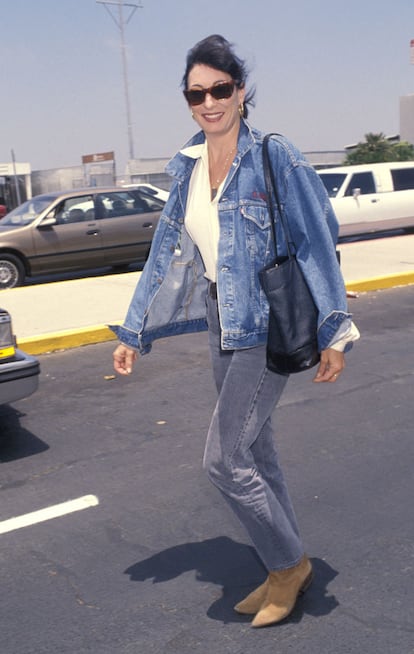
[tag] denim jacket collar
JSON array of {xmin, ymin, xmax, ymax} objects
[{"xmin": 165, "ymin": 119, "xmax": 258, "ymax": 184}]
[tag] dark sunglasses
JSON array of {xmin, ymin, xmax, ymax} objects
[{"xmin": 183, "ymin": 81, "xmax": 235, "ymax": 106}]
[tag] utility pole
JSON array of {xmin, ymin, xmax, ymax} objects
[
  {"xmin": 97, "ymin": 0, "xmax": 143, "ymax": 162},
  {"xmin": 10, "ymin": 149, "xmax": 22, "ymax": 206}
]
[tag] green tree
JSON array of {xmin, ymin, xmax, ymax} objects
[
  {"xmin": 344, "ymin": 132, "xmax": 414, "ymax": 164},
  {"xmin": 392, "ymin": 140, "xmax": 414, "ymax": 161}
]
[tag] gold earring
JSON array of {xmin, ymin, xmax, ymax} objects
[{"xmin": 238, "ymin": 103, "xmax": 244, "ymax": 117}]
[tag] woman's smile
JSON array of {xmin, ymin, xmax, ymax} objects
[{"xmin": 202, "ymin": 112, "xmax": 225, "ymax": 122}]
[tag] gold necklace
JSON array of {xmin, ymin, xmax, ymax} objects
[{"xmin": 210, "ymin": 146, "xmax": 236, "ymax": 200}]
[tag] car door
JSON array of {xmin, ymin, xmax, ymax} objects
[
  {"xmin": 331, "ymin": 171, "xmax": 389, "ymax": 236},
  {"xmin": 94, "ymin": 189, "xmax": 163, "ymax": 265},
  {"xmin": 31, "ymin": 194, "xmax": 105, "ymax": 273}
]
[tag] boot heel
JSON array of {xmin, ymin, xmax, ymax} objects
[{"xmin": 299, "ymin": 571, "xmax": 313, "ymax": 595}]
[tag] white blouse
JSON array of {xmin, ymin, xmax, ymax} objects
[{"xmin": 182, "ymin": 142, "xmax": 223, "ymax": 283}]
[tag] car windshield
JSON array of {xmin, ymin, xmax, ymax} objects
[
  {"xmin": 0, "ymin": 196, "xmax": 56, "ymax": 226},
  {"xmin": 318, "ymin": 173, "xmax": 347, "ymax": 198}
]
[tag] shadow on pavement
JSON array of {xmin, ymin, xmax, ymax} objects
[
  {"xmin": 0, "ymin": 405, "xmax": 49, "ymax": 462},
  {"xmin": 24, "ymin": 262, "xmax": 144, "ymax": 287},
  {"xmin": 124, "ymin": 536, "xmax": 339, "ymax": 624}
]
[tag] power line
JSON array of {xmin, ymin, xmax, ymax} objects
[{"xmin": 97, "ymin": 0, "xmax": 143, "ymax": 162}]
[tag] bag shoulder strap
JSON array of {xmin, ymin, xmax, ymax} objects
[
  {"xmin": 264, "ymin": 133, "xmax": 341, "ymax": 268},
  {"xmin": 263, "ymin": 133, "xmax": 293, "ymax": 259}
]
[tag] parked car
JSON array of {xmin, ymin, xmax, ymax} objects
[
  {"xmin": 0, "ymin": 186, "xmax": 165, "ymax": 289},
  {"xmin": 0, "ymin": 308, "xmax": 40, "ymax": 404},
  {"xmin": 318, "ymin": 161, "xmax": 414, "ymax": 237}
]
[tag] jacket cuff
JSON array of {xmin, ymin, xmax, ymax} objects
[
  {"xmin": 328, "ymin": 321, "xmax": 360, "ymax": 352},
  {"xmin": 108, "ymin": 324, "xmax": 152, "ymax": 354},
  {"xmin": 317, "ymin": 311, "xmax": 353, "ymax": 351}
]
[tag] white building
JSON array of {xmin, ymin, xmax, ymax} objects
[{"xmin": 400, "ymin": 94, "xmax": 414, "ymax": 144}]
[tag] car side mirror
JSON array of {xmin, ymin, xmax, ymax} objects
[
  {"xmin": 352, "ymin": 188, "xmax": 361, "ymax": 199},
  {"xmin": 38, "ymin": 215, "xmax": 57, "ymax": 228}
]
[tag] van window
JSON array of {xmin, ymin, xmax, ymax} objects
[
  {"xmin": 318, "ymin": 173, "xmax": 347, "ymax": 198},
  {"xmin": 344, "ymin": 172, "xmax": 376, "ymax": 196},
  {"xmin": 391, "ymin": 167, "xmax": 414, "ymax": 191}
]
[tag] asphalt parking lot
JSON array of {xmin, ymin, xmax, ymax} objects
[{"xmin": 0, "ymin": 285, "xmax": 413, "ymax": 654}]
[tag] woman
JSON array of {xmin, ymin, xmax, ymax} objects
[{"xmin": 112, "ymin": 34, "xmax": 359, "ymax": 628}]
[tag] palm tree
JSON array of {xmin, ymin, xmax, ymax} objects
[{"xmin": 345, "ymin": 133, "xmax": 394, "ymax": 164}]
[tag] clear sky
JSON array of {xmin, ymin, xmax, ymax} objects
[{"xmin": 2, "ymin": 0, "xmax": 414, "ymax": 174}]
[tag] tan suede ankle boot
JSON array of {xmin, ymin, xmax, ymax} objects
[
  {"xmin": 234, "ymin": 578, "xmax": 269, "ymax": 615},
  {"xmin": 251, "ymin": 555, "xmax": 313, "ymax": 628}
]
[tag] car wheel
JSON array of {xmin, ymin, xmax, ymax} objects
[{"xmin": 0, "ymin": 254, "xmax": 25, "ymax": 289}]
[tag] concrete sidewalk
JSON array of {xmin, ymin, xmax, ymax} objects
[{"xmin": 2, "ymin": 234, "xmax": 414, "ymax": 355}]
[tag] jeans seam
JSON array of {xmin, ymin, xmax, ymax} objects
[{"xmin": 228, "ymin": 364, "xmax": 269, "ymax": 491}]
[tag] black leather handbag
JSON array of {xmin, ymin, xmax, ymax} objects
[{"xmin": 258, "ymin": 134, "xmax": 320, "ymax": 375}]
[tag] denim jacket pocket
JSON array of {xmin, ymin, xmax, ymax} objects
[
  {"xmin": 240, "ymin": 202, "xmax": 271, "ymax": 230},
  {"xmin": 240, "ymin": 202, "xmax": 276, "ymax": 264}
]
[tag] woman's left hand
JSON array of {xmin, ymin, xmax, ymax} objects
[{"xmin": 313, "ymin": 348, "xmax": 345, "ymax": 383}]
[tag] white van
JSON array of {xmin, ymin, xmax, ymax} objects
[{"xmin": 317, "ymin": 161, "xmax": 414, "ymax": 237}]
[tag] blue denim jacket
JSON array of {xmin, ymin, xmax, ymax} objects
[{"xmin": 111, "ymin": 120, "xmax": 352, "ymax": 353}]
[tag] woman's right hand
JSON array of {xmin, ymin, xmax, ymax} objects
[{"xmin": 113, "ymin": 343, "xmax": 138, "ymax": 375}]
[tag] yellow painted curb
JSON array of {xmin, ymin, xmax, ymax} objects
[
  {"xmin": 345, "ymin": 271, "xmax": 414, "ymax": 292},
  {"xmin": 17, "ymin": 323, "xmax": 121, "ymax": 356},
  {"xmin": 15, "ymin": 272, "xmax": 414, "ymax": 356}
]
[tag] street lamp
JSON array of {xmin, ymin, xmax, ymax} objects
[{"xmin": 97, "ymin": 0, "xmax": 143, "ymax": 162}]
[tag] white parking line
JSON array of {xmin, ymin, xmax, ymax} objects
[{"xmin": 0, "ymin": 495, "xmax": 99, "ymax": 535}]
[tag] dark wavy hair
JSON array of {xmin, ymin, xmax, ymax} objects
[{"xmin": 181, "ymin": 34, "xmax": 255, "ymax": 118}]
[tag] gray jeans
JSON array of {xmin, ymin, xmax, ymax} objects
[{"xmin": 204, "ymin": 289, "xmax": 305, "ymax": 571}]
